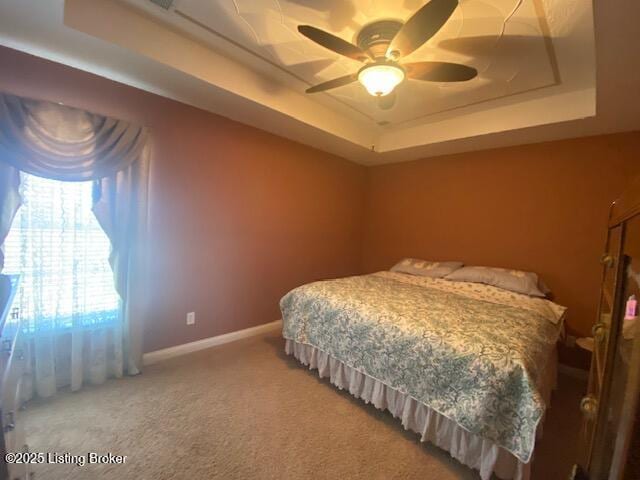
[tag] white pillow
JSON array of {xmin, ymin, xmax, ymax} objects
[
  {"xmin": 444, "ymin": 266, "xmax": 547, "ymax": 297},
  {"xmin": 390, "ymin": 258, "xmax": 464, "ymax": 278}
]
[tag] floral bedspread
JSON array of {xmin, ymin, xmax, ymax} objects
[{"xmin": 280, "ymin": 272, "xmax": 566, "ymax": 462}]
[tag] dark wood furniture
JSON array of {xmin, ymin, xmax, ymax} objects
[
  {"xmin": 0, "ymin": 275, "xmax": 28, "ymax": 480},
  {"xmin": 575, "ymin": 177, "xmax": 640, "ymax": 479}
]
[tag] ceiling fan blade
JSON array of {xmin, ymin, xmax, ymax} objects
[
  {"xmin": 378, "ymin": 91, "xmax": 396, "ymax": 110},
  {"xmin": 387, "ymin": 0, "xmax": 458, "ymax": 59},
  {"xmin": 405, "ymin": 61, "xmax": 477, "ymax": 82},
  {"xmin": 298, "ymin": 25, "xmax": 369, "ymax": 62},
  {"xmin": 306, "ymin": 74, "xmax": 358, "ymax": 93}
]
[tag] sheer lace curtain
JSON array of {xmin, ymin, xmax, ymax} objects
[
  {"xmin": 0, "ymin": 92, "xmax": 150, "ymax": 399},
  {"xmin": 4, "ymin": 175, "xmax": 122, "ymax": 397}
]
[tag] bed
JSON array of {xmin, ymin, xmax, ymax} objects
[{"xmin": 280, "ymin": 270, "xmax": 566, "ymax": 480}]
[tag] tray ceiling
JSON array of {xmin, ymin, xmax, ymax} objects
[
  {"xmin": 173, "ymin": 0, "xmax": 559, "ymax": 126},
  {"xmin": 2, "ymin": 0, "xmax": 637, "ymax": 164}
]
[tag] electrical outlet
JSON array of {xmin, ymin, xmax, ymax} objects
[
  {"xmin": 566, "ymin": 335, "xmax": 576, "ymax": 348},
  {"xmin": 186, "ymin": 312, "xmax": 195, "ymax": 325}
]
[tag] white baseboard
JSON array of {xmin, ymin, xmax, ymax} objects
[
  {"xmin": 143, "ymin": 319, "xmax": 282, "ymax": 366},
  {"xmin": 558, "ymin": 363, "xmax": 589, "ymax": 380}
]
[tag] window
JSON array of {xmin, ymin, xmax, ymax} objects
[{"xmin": 3, "ymin": 173, "xmax": 120, "ymax": 333}]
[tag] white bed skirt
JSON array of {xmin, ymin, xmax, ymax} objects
[{"xmin": 285, "ymin": 339, "xmax": 557, "ymax": 480}]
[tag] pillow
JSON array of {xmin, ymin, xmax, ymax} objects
[
  {"xmin": 390, "ymin": 258, "xmax": 463, "ymax": 278},
  {"xmin": 444, "ymin": 266, "xmax": 547, "ymax": 297},
  {"xmin": 538, "ymin": 278, "xmax": 552, "ymax": 297}
]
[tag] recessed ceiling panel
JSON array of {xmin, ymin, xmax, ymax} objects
[{"xmin": 173, "ymin": 0, "xmax": 558, "ymax": 125}]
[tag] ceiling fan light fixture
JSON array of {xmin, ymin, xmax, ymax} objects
[{"xmin": 357, "ymin": 64, "xmax": 405, "ymax": 97}]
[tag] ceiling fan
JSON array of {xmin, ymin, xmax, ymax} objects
[{"xmin": 298, "ymin": 0, "xmax": 477, "ymax": 109}]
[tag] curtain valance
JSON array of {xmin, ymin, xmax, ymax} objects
[{"xmin": 0, "ymin": 92, "xmax": 147, "ymax": 181}]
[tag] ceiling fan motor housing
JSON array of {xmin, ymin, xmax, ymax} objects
[{"xmin": 356, "ymin": 20, "xmax": 403, "ymax": 60}]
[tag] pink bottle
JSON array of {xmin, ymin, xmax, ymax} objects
[{"xmin": 625, "ymin": 295, "xmax": 637, "ymax": 320}]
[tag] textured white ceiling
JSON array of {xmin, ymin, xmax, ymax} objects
[
  {"xmin": 173, "ymin": 0, "xmax": 558, "ymax": 125},
  {"xmin": 2, "ymin": 0, "xmax": 637, "ymax": 164}
]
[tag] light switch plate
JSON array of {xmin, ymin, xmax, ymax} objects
[{"xmin": 186, "ymin": 312, "xmax": 195, "ymax": 325}]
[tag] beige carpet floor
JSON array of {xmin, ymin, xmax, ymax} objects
[{"xmin": 25, "ymin": 330, "xmax": 585, "ymax": 480}]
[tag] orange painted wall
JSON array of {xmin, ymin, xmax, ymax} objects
[
  {"xmin": 2, "ymin": 46, "xmax": 639, "ymax": 354},
  {"xmin": 0, "ymin": 47, "xmax": 367, "ymax": 352},
  {"xmin": 362, "ymin": 133, "xmax": 640, "ymax": 338}
]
